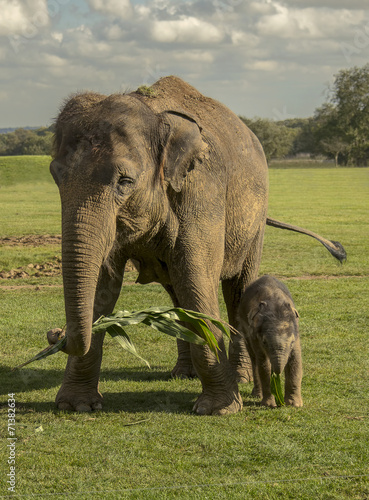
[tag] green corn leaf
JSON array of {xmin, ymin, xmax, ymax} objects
[
  {"xmin": 92, "ymin": 312, "xmax": 149, "ymax": 332},
  {"xmin": 105, "ymin": 323, "xmax": 151, "ymax": 368},
  {"xmin": 13, "ymin": 334, "xmax": 67, "ymax": 370},
  {"xmin": 143, "ymin": 317, "xmax": 207, "ymax": 344},
  {"xmin": 14, "ymin": 307, "xmax": 232, "ymax": 370},
  {"xmin": 170, "ymin": 308, "xmax": 233, "ymax": 338},
  {"xmin": 176, "ymin": 315, "xmax": 220, "ymax": 361},
  {"xmin": 271, "ymin": 372, "xmax": 285, "ymax": 406},
  {"xmin": 94, "ymin": 307, "xmax": 227, "ymax": 360}
]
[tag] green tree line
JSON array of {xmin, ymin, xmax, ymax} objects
[
  {"xmin": 1, "ymin": 65, "xmax": 369, "ymax": 166},
  {"xmin": 0, "ymin": 126, "xmax": 53, "ymax": 156}
]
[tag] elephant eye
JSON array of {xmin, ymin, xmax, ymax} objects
[{"xmin": 117, "ymin": 175, "xmax": 134, "ymax": 187}]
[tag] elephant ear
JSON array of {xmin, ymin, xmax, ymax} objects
[
  {"xmin": 158, "ymin": 110, "xmax": 207, "ymax": 192},
  {"xmin": 248, "ymin": 301, "xmax": 267, "ymax": 328},
  {"xmin": 282, "ymin": 302, "xmax": 299, "ymax": 319}
]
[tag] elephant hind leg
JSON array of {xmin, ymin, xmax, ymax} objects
[
  {"xmin": 222, "ymin": 226, "xmax": 265, "ymax": 383},
  {"xmin": 171, "ymin": 339, "xmax": 198, "ymax": 379},
  {"xmin": 163, "ymin": 284, "xmax": 198, "ymax": 379},
  {"xmin": 222, "ymin": 278, "xmax": 253, "ymax": 383}
]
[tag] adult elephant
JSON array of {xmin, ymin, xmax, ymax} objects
[{"xmin": 48, "ymin": 76, "xmax": 345, "ymax": 415}]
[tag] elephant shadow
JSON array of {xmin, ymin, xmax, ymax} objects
[
  {"xmin": 0, "ymin": 364, "xmax": 199, "ymax": 414},
  {"xmin": 101, "ymin": 389, "xmax": 199, "ymax": 414},
  {"xmin": 0, "ymin": 364, "xmax": 172, "ymax": 394}
]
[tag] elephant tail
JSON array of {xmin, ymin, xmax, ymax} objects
[{"xmin": 266, "ymin": 217, "xmax": 347, "ymax": 263}]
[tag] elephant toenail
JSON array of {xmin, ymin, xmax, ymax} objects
[{"xmin": 75, "ymin": 404, "xmax": 92, "ymax": 412}]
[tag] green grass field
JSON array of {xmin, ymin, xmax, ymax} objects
[{"xmin": 0, "ymin": 157, "xmax": 368, "ymax": 498}]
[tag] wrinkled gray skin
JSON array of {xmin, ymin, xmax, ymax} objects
[
  {"xmin": 48, "ymin": 76, "xmax": 269, "ymax": 415},
  {"xmin": 48, "ymin": 76, "xmax": 344, "ymax": 414},
  {"xmin": 238, "ymin": 275, "xmax": 303, "ymax": 407}
]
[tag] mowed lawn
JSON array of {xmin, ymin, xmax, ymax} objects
[{"xmin": 0, "ymin": 157, "xmax": 368, "ymax": 499}]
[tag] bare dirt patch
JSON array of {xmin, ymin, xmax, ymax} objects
[
  {"xmin": 0, "ymin": 258, "xmax": 62, "ymax": 280},
  {"xmin": 1, "ymin": 234, "xmax": 62, "ymax": 281},
  {"xmin": 0, "ymin": 233, "xmax": 137, "ymax": 284},
  {"xmin": 0, "ymin": 234, "xmax": 61, "ymax": 246}
]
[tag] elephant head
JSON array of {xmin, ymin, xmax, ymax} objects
[
  {"xmin": 50, "ymin": 92, "xmax": 206, "ymax": 356},
  {"xmin": 248, "ymin": 299, "xmax": 299, "ymax": 374}
]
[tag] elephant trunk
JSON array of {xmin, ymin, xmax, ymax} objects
[
  {"xmin": 270, "ymin": 351, "xmax": 289, "ymax": 375},
  {"xmin": 60, "ymin": 196, "xmax": 115, "ymax": 357}
]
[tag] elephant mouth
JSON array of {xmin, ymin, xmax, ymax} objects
[{"xmin": 271, "ymin": 366, "xmax": 282, "ymax": 375}]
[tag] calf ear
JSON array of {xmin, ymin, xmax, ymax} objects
[
  {"xmin": 284, "ymin": 302, "xmax": 299, "ymax": 319},
  {"xmin": 247, "ymin": 301, "xmax": 267, "ymax": 328},
  {"xmin": 158, "ymin": 111, "xmax": 207, "ymax": 192}
]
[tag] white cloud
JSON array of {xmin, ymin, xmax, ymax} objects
[
  {"xmin": 173, "ymin": 50, "xmax": 214, "ymax": 63},
  {"xmin": 283, "ymin": 0, "xmax": 368, "ymax": 8},
  {"xmin": 0, "ymin": 0, "xmax": 49, "ymax": 37},
  {"xmin": 2, "ymin": 0, "xmax": 369, "ymax": 127},
  {"xmin": 88, "ymin": 0, "xmax": 133, "ymax": 19},
  {"xmin": 257, "ymin": 2, "xmax": 366, "ymax": 39},
  {"xmin": 63, "ymin": 26, "xmax": 112, "ymax": 59},
  {"xmin": 151, "ymin": 16, "xmax": 224, "ymax": 44},
  {"xmin": 42, "ymin": 53, "xmax": 66, "ymax": 67},
  {"xmin": 249, "ymin": 1, "xmax": 276, "ymax": 15},
  {"xmin": 231, "ymin": 30, "xmax": 259, "ymax": 47},
  {"xmin": 104, "ymin": 24, "xmax": 124, "ymax": 41},
  {"xmin": 245, "ymin": 60, "xmax": 279, "ymax": 72},
  {"xmin": 51, "ymin": 32, "xmax": 63, "ymax": 44}
]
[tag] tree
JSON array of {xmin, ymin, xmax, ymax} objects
[
  {"xmin": 0, "ymin": 127, "xmax": 53, "ymax": 156},
  {"xmin": 312, "ymin": 103, "xmax": 349, "ymax": 166},
  {"xmin": 240, "ymin": 117, "xmax": 297, "ymax": 161},
  {"xmin": 283, "ymin": 118, "xmax": 316, "ymax": 157},
  {"xmin": 324, "ymin": 64, "xmax": 369, "ymax": 165}
]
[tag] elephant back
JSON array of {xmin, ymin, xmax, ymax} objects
[{"xmin": 131, "ymin": 76, "xmax": 257, "ymax": 155}]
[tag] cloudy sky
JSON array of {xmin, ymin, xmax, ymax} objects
[{"xmin": 1, "ymin": 0, "xmax": 369, "ymax": 127}]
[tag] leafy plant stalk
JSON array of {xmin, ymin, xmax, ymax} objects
[
  {"xmin": 14, "ymin": 307, "xmax": 234, "ymax": 370},
  {"xmin": 271, "ymin": 372, "xmax": 285, "ymax": 406}
]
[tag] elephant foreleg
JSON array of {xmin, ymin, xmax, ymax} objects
[
  {"xmin": 55, "ymin": 257, "xmax": 126, "ymax": 412},
  {"xmin": 257, "ymin": 354, "xmax": 276, "ymax": 408},
  {"xmin": 284, "ymin": 340, "xmax": 303, "ymax": 407},
  {"xmin": 56, "ymin": 331, "xmax": 106, "ymax": 412}
]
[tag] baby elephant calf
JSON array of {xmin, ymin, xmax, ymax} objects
[{"xmin": 238, "ymin": 275, "xmax": 303, "ymax": 407}]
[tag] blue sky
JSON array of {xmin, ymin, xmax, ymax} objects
[{"xmin": 1, "ymin": 0, "xmax": 369, "ymax": 127}]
